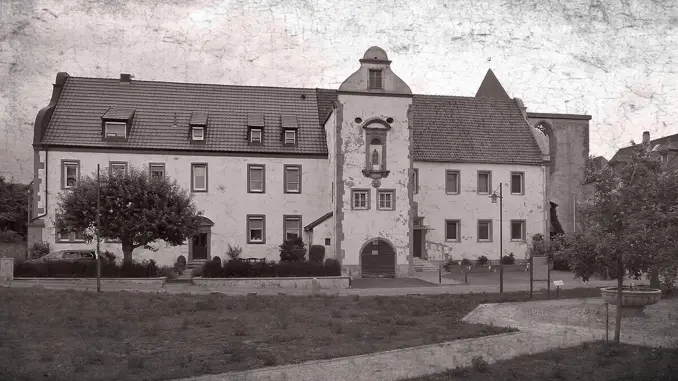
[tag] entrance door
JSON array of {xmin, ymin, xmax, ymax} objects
[
  {"xmin": 192, "ymin": 233, "xmax": 208, "ymax": 259},
  {"xmin": 413, "ymin": 230, "xmax": 422, "ymax": 258},
  {"xmin": 361, "ymin": 239, "xmax": 396, "ymax": 278}
]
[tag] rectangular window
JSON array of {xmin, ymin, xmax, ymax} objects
[
  {"xmin": 284, "ymin": 165, "xmax": 301, "ymax": 193},
  {"xmin": 250, "ymin": 128, "xmax": 262, "ymax": 143},
  {"xmin": 351, "ymin": 189, "xmax": 370, "ymax": 210},
  {"xmin": 104, "ymin": 122, "xmax": 127, "ymax": 138},
  {"xmin": 511, "ymin": 220, "xmax": 526, "ymax": 241},
  {"xmin": 477, "ymin": 220, "xmax": 492, "ymax": 242},
  {"xmin": 445, "ymin": 170, "xmax": 460, "ymax": 194},
  {"xmin": 109, "ymin": 161, "xmax": 127, "ymax": 177},
  {"xmin": 192, "ymin": 127, "xmax": 205, "ymax": 141},
  {"xmin": 445, "ymin": 220, "xmax": 460, "ymax": 242},
  {"xmin": 248, "ymin": 164, "xmax": 265, "ymax": 193},
  {"xmin": 191, "ymin": 163, "xmax": 208, "ymax": 192},
  {"xmin": 661, "ymin": 153, "xmax": 669, "ymax": 164},
  {"xmin": 247, "ymin": 215, "xmax": 265, "ymax": 244},
  {"xmin": 377, "ymin": 190, "xmax": 395, "ymax": 210},
  {"xmin": 477, "ymin": 171, "xmax": 491, "ymax": 194},
  {"xmin": 61, "ymin": 160, "xmax": 80, "ymax": 189},
  {"xmin": 511, "ymin": 172, "xmax": 524, "ymax": 195},
  {"xmin": 413, "ymin": 168, "xmax": 419, "ymax": 194},
  {"xmin": 149, "ymin": 163, "xmax": 165, "ymax": 180},
  {"xmin": 283, "ymin": 216, "xmax": 302, "ymax": 240},
  {"xmin": 369, "ymin": 69, "xmax": 383, "ymax": 89},
  {"xmin": 324, "ymin": 238, "xmax": 331, "ymax": 246},
  {"xmin": 56, "ymin": 226, "xmax": 85, "ymax": 243},
  {"xmin": 284, "ymin": 130, "xmax": 296, "ymax": 145}
]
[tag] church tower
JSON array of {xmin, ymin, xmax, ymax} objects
[{"xmin": 333, "ymin": 46, "xmax": 414, "ymax": 277}]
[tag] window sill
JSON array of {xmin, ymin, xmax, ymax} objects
[
  {"xmin": 191, "ymin": 189, "xmax": 208, "ymax": 193},
  {"xmin": 510, "ymin": 239, "xmax": 527, "ymax": 243},
  {"xmin": 445, "ymin": 192, "xmax": 459, "ymax": 195},
  {"xmin": 351, "ymin": 208, "xmax": 369, "ymax": 211},
  {"xmin": 477, "ymin": 239, "xmax": 493, "ymax": 243},
  {"xmin": 510, "ymin": 192, "xmax": 525, "ymax": 196},
  {"xmin": 248, "ymin": 190, "xmax": 265, "ymax": 194},
  {"xmin": 444, "ymin": 239, "xmax": 461, "ymax": 243},
  {"xmin": 377, "ymin": 208, "xmax": 395, "ymax": 211},
  {"xmin": 284, "ymin": 190, "xmax": 301, "ymax": 194},
  {"xmin": 247, "ymin": 241, "xmax": 265, "ymax": 245}
]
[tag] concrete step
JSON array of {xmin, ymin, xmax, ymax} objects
[{"xmin": 186, "ymin": 259, "xmax": 208, "ymax": 269}]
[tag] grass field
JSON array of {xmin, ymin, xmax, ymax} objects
[
  {"xmin": 404, "ymin": 341, "xmax": 678, "ymax": 381},
  {"xmin": 0, "ymin": 287, "xmax": 602, "ymax": 381}
]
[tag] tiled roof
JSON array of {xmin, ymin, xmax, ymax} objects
[
  {"xmin": 42, "ymin": 77, "xmax": 327, "ymax": 155},
  {"xmin": 102, "ymin": 107, "xmax": 135, "ymax": 120},
  {"xmin": 189, "ymin": 111, "xmax": 208, "ymax": 126},
  {"xmin": 41, "ymin": 76, "xmax": 544, "ymax": 164},
  {"xmin": 610, "ymin": 133, "xmax": 678, "ymax": 163}
]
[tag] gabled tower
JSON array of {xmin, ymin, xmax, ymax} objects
[{"xmin": 333, "ymin": 46, "xmax": 414, "ymax": 278}]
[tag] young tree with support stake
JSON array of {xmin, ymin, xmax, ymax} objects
[
  {"xmin": 550, "ymin": 146, "xmax": 678, "ymax": 344},
  {"xmin": 55, "ymin": 165, "xmax": 203, "ymax": 263}
]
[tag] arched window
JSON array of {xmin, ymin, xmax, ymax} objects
[{"xmin": 535, "ymin": 121, "xmax": 556, "ymax": 175}]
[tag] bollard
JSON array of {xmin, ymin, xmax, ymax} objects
[
  {"xmin": 464, "ymin": 272, "xmax": 468, "ymax": 284},
  {"xmin": 438, "ymin": 266, "xmax": 442, "ymax": 284},
  {"xmin": 605, "ymin": 303, "xmax": 609, "ymax": 344},
  {"xmin": 556, "ymin": 286, "xmax": 560, "ymax": 299}
]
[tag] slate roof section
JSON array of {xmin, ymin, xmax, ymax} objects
[
  {"xmin": 281, "ymin": 115, "xmax": 299, "ymax": 129},
  {"xmin": 315, "ymin": 88, "xmax": 337, "ymax": 125},
  {"xmin": 247, "ymin": 113, "xmax": 265, "ymax": 128},
  {"xmin": 610, "ymin": 133, "xmax": 678, "ymax": 163},
  {"xmin": 42, "ymin": 77, "xmax": 327, "ymax": 155},
  {"xmin": 102, "ymin": 107, "xmax": 135, "ymax": 120},
  {"xmin": 304, "ymin": 212, "xmax": 333, "ymax": 231},
  {"xmin": 189, "ymin": 111, "xmax": 208, "ymax": 126},
  {"xmin": 475, "ymin": 69, "xmax": 510, "ymax": 99}
]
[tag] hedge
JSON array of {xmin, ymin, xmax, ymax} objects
[
  {"xmin": 14, "ymin": 258, "xmax": 159, "ymax": 278},
  {"xmin": 201, "ymin": 258, "xmax": 342, "ymax": 278}
]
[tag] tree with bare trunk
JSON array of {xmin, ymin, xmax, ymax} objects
[
  {"xmin": 55, "ymin": 166, "xmax": 203, "ymax": 263},
  {"xmin": 550, "ymin": 146, "xmax": 678, "ymax": 344}
]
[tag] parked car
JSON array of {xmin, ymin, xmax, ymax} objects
[{"xmin": 27, "ymin": 249, "xmax": 96, "ymax": 263}]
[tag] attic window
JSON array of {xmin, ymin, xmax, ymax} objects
[
  {"xmin": 105, "ymin": 122, "xmax": 127, "ymax": 138},
  {"xmin": 281, "ymin": 115, "xmax": 298, "ymax": 146},
  {"xmin": 284, "ymin": 130, "xmax": 296, "ymax": 145},
  {"xmin": 250, "ymin": 128, "xmax": 262, "ymax": 143},
  {"xmin": 247, "ymin": 113, "xmax": 265, "ymax": 145},
  {"xmin": 192, "ymin": 127, "xmax": 205, "ymax": 141},
  {"xmin": 369, "ymin": 69, "xmax": 383, "ymax": 89}
]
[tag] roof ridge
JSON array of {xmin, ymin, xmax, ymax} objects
[{"xmin": 67, "ymin": 76, "xmax": 320, "ymax": 92}]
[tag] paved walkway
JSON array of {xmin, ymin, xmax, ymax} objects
[{"xmin": 168, "ymin": 297, "xmax": 677, "ymax": 381}]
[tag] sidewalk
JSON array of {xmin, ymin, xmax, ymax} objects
[{"xmin": 168, "ymin": 297, "xmax": 676, "ymax": 381}]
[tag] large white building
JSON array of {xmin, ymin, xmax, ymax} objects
[{"xmin": 27, "ymin": 46, "xmax": 591, "ymax": 278}]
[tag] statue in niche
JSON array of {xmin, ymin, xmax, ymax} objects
[{"xmin": 372, "ymin": 149, "xmax": 380, "ymax": 167}]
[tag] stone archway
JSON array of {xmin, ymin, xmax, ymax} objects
[
  {"xmin": 360, "ymin": 237, "xmax": 396, "ymax": 278},
  {"xmin": 189, "ymin": 216, "xmax": 214, "ymax": 260}
]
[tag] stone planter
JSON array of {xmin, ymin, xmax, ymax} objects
[{"xmin": 600, "ymin": 286, "xmax": 662, "ymax": 315}]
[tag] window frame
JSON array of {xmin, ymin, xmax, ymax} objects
[
  {"xmin": 444, "ymin": 219, "xmax": 461, "ymax": 242},
  {"xmin": 510, "ymin": 219, "xmax": 527, "ymax": 241},
  {"xmin": 510, "ymin": 171, "xmax": 525, "ymax": 195},
  {"xmin": 368, "ymin": 69, "xmax": 383, "ymax": 89},
  {"xmin": 376, "ymin": 189, "xmax": 395, "ymax": 211},
  {"xmin": 283, "ymin": 164, "xmax": 302, "ymax": 194},
  {"xmin": 284, "ymin": 129, "xmax": 297, "ymax": 146},
  {"xmin": 249, "ymin": 128, "xmax": 263, "ymax": 144},
  {"xmin": 247, "ymin": 164, "xmax": 266, "ymax": 193},
  {"xmin": 109, "ymin": 161, "xmax": 128, "ymax": 177},
  {"xmin": 445, "ymin": 170, "xmax": 460, "ymax": 195},
  {"xmin": 283, "ymin": 215, "xmax": 302, "ymax": 241},
  {"xmin": 149, "ymin": 163, "xmax": 165, "ymax": 180},
  {"xmin": 324, "ymin": 238, "xmax": 331, "ymax": 246},
  {"xmin": 61, "ymin": 160, "xmax": 80, "ymax": 190},
  {"xmin": 104, "ymin": 121, "xmax": 127, "ymax": 139},
  {"xmin": 191, "ymin": 126, "xmax": 205, "ymax": 141},
  {"xmin": 477, "ymin": 219, "xmax": 493, "ymax": 242},
  {"xmin": 351, "ymin": 189, "xmax": 370, "ymax": 210},
  {"xmin": 247, "ymin": 214, "xmax": 266, "ymax": 244},
  {"xmin": 191, "ymin": 163, "xmax": 208, "ymax": 193},
  {"xmin": 55, "ymin": 219, "xmax": 86, "ymax": 243},
  {"xmin": 477, "ymin": 170, "xmax": 492, "ymax": 195}
]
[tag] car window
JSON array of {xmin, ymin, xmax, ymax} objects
[
  {"xmin": 82, "ymin": 252, "xmax": 95, "ymax": 259},
  {"xmin": 63, "ymin": 252, "xmax": 80, "ymax": 259}
]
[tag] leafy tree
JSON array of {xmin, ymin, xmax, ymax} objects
[
  {"xmin": 551, "ymin": 145, "xmax": 678, "ymax": 344},
  {"xmin": 279, "ymin": 236, "xmax": 306, "ymax": 262},
  {"xmin": 55, "ymin": 166, "xmax": 203, "ymax": 263},
  {"xmin": 0, "ymin": 176, "xmax": 29, "ymax": 238}
]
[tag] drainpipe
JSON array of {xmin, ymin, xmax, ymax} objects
[
  {"xmin": 573, "ymin": 193, "xmax": 577, "ymax": 232},
  {"xmin": 32, "ymin": 147, "xmax": 49, "ymax": 221}
]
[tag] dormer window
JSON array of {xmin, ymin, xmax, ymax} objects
[
  {"xmin": 191, "ymin": 126, "xmax": 205, "ymax": 141},
  {"xmin": 284, "ymin": 130, "xmax": 296, "ymax": 145},
  {"xmin": 369, "ymin": 69, "xmax": 383, "ymax": 89},
  {"xmin": 247, "ymin": 113, "xmax": 265, "ymax": 145},
  {"xmin": 101, "ymin": 107, "xmax": 135, "ymax": 142},
  {"xmin": 105, "ymin": 122, "xmax": 127, "ymax": 138},
  {"xmin": 250, "ymin": 128, "xmax": 262, "ymax": 143}
]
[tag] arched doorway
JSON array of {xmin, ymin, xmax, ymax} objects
[
  {"xmin": 360, "ymin": 237, "xmax": 396, "ymax": 278},
  {"xmin": 190, "ymin": 216, "xmax": 214, "ymax": 260}
]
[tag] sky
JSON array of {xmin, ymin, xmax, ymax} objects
[{"xmin": 1, "ymin": 0, "xmax": 677, "ymax": 183}]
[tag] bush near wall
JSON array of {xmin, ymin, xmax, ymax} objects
[
  {"xmin": 200, "ymin": 258, "xmax": 341, "ymax": 278},
  {"xmin": 13, "ymin": 258, "xmax": 159, "ymax": 278}
]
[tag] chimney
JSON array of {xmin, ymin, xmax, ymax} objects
[
  {"xmin": 120, "ymin": 73, "xmax": 132, "ymax": 83},
  {"xmin": 642, "ymin": 131, "xmax": 650, "ymax": 145}
]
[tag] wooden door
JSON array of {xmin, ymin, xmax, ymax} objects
[
  {"xmin": 361, "ymin": 239, "xmax": 396, "ymax": 278},
  {"xmin": 413, "ymin": 230, "xmax": 422, "ymax": 258},
  {"xmin": 192, "ymin": 233, "xmax": 208, "ymax": 259}
]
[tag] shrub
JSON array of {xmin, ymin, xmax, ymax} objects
[
  {"xmin": 201, "ymin": 259, "xmax": 223, "ymax": 277},
  {"xmin": 226, "ymin": 245, "xmax": 242, "ymax": 260},
  {"xmin": 279, "ymin": 237, "xmax": 306, "ymax": 262},
  {"xmin": 174, "ymin": 255, "xmax": 187, "ymax": 273},
  {"xmin": 500, "ymin": 253, "xmax": 516, "ymax": 265},
  {"xmin": 14, "ymin": 258, "xmax": 159, "ymax": 278},
  {"xmin": 324, "ymin": 258, "xmax": 341, "ymax": 275},
  {"xmin": 212, "ymin": 256, "xmax": 222, "ymax": 265},
  {"xmin": 460, "ymin": 258, "xmax": 472, "ymax": 266},
  {"xmin": 202, "ymin": 258, "xmax": 342, "ymax": 278},
  {"xmin": 309, "ymin": 245, "xmax": 325, "ymax": 263},
  {"xmin": 0, "ymin": 229, "xmax": 24, "ymax": 243},
  {"xmin": 28, "ymin": 242, "xmax": 50, "ymax": 260},
  {"xmin": 471, "ymin": 355, "xmax": 488, "ymax": 373},
  {"xmin": 476, "ymin": 255, "xmax": 489, "ymax": 267},
  {"xmin": 443, "ymin": 259, "xmax": 460, "ymax": 272}
]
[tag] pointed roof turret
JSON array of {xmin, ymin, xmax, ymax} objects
[{"xmin": 475, "ymin": 69, "xmax": 510, "ymax": 99}]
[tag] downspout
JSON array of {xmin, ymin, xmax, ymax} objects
[
  {"xmin": 573, "ymin": 193, "xmax": 576, "ymax": 232},
  {"xmin": 32, "ymin": 146, "xmax": 48, "ymax": 221}
]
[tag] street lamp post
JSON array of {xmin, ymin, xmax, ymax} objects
[
  {"xmin": 490, "ymin": 182, "xmax": 504, "ymax": 294},
  {"xmin": 96, "ymin": 164, "xmax": 102, "ymax": 293}
]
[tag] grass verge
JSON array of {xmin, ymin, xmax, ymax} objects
[
  {"xmin": 0, "ymin": 286, "xmax": 600, "ymax": 381},
  {"xmin": 404, "ymin": 341, "xmax": 678, "ymax": 381}
]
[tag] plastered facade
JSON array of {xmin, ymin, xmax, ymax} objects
[
  {"xmin": 36, "ymin": 149, "xmax": 331, "ymax": 266},
  {"xmin": 414, "ymin": 162, "xmax": 546, "ymax": 262}
]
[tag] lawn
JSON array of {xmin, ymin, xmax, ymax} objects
[
  {"xmin": 0, "ymin": 287, "xmax": 602, "ymax": 381},
  {"xmin": 404, "ymin": 341, "xmax": 678, "ymax": 381}
]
